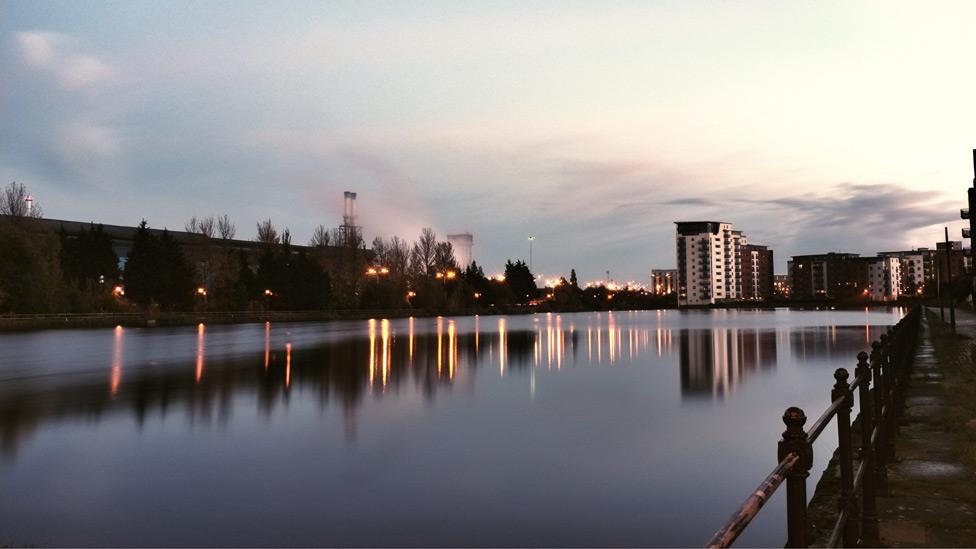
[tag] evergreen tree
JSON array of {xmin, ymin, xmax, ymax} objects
[{"xmin": 504, "ymin": 259, "xmax": 537, "ymax": 303}]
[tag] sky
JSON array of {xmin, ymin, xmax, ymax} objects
[{"xmin": 1, "ymin": 0, "xmax": 972, "ymax": 282}]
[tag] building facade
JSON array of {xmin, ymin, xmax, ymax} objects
[
  {"xmin": 789, "ymin": 253, "xmax": 865, "ymax": 300},
  {"xmin": 867, "ymin": 256, "xmax": 902, "ymax": 301},
  {"xmin": 675, "ymin": 221, "xmax": 745, "ymax": 306},
  {"xmin": 740, "ymin": 244, "xmax": 774, "ymax": 300}
]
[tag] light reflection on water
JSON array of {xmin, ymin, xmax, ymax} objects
[{"xmin": 0, "ymin": 308, "xmax": 903, "ymax": 547}]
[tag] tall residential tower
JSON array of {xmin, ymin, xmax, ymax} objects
[{"xmin": 675, "ymin": 221, "xmax": 744, "ymax": 306}]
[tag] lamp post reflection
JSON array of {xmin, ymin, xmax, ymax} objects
[
  {"xmin": 264, "ymin": 321, "xmax": 271, "ymax": 370},
  {"xmin": 110, "ymin": 325, "xmax": 124, "ymax": 396},
  {"xmin": 498, "ymin": 317, "xmax": 507, "ymax": 376},
  {"xmin": 195, "ymin": 323, "xmax": 205, "ymax": 383},
  {"xmin": 285, "ymin": 342, "xmax": 292, "ymax": 388}
]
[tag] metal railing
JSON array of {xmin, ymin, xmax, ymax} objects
[{"xmin": 706, "ymin": 305, "xmax": 921, "ymax": 548}]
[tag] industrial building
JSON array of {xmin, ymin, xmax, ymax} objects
[
  {"xmin": 447, "ymin": 232, "xmax": 474, "ymax": 269},
  {"xmin": 650, "ymin": 269, "xmax": 677, "ymax": 295}
]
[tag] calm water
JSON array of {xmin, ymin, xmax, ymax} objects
[{"xmin": 0, "ymin": 308, "xmax": 902, "ymax": 547}]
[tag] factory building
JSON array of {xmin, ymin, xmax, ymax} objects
[
  {"xmin": 447, "ymin": 232, "xmax": 474, "ymax": 269},
  {"xmin": 650, "ymin": 269, "xmax": 678, "ymax": 295}
]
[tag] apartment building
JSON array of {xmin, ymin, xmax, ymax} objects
[
  {"xmin": 675, "ymin": 221, "xmax": 746, "ymax": 306},
  {"xmin": 741, "ymin": 244, "xmax": 774, "ymax": 300}
]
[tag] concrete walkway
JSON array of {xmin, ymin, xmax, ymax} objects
[{"xmin": 875, "ymin": 307, "xmax": 976, "ymax": 547}]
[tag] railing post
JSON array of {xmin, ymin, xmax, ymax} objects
[
  {"xmin": 832, "ymin": 368, "xmax": 857, "ymax": 547},
  {"xmin": 869, "ymin": 340, "xmax": 889, "ymax": 494},
  {"xmin": 856, "ymin": 351, "xmax": 881, "ymax": 547},
  {"xmin": 779, "ymin": 407, "xmax": 812, "ymax": 548}
]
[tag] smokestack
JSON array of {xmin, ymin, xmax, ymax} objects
[
  {"xmin": 25, "ymin": 194, "xmax": 33, "ymax": 216},
  {"xmin": 343, "ymin": 191, "xmax": 357, "ymax": 227}
]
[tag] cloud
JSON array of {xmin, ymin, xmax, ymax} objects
[
  {"xmin": 15, "ymin": 31, "xmax": 112, "ymax": 89},
  {"xmin": 16, "ymin": 30, "xmax": 61, "ymax": 67},
  {"xmin": 661, "ymin": 197, "xmax": 716, "ymax": 206}
]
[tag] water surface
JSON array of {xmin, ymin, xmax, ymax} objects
[{"xmin": 0, "ymin": 308, "xmax": 902, "ymax": 547}]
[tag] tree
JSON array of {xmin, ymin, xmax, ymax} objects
[
  {"xmin": 123, "ymin": 221, "xmax": 195, "ymax": 310},
  {"xmin": 409, "ymin": 227, "xmax": 438, "ymax": 277},
  {"xmin": 256, "ymin": 219, "xmax": 279, "ymax": 244},
  {"xmin": 122, "ymin": 221, "xmax": 157, "ymax": 307},
  {"xmin": 1, "ymin": 181, "xmax": 43, "ymax": 218},
  {"xmin": 504, "ymin": 260, "xmax": 537, "ymax": 303},
  {"xmin": 433, "ymin": 241, "xmax": 458, "ymax": 273},
  {"xmin": 59, "ymin": 223, "xmax": 119, "ymax": 290},
  {"xmin": 570, "ymin": 269, "xmax": 579, "ymax": 289},
  {"xmin": 310, "ymin": 225, "xmax": 331, "ymax": 248},
  {"xmin": 217, "ymin": 214, "xmax": 236, "ymax": 240},
  {"xmin": 156, "ymin": 229, "xmax": 196, "ymax": 309},
  {"xmin": 185, "ymin": 216, "xmax": 216, "ymax": 238},
  {"xmin": 0, "ymin": 220, "xmax": 62, "ymax": 313}
]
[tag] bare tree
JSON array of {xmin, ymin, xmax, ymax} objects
[
  {"xmin": 217, "ymin": 214, "xmax": 235, "ymax": 240},
  {"xmin": 310, "ymin": 225, "xmax": 331, "ymax": 248},
  {"xmin": 409, "ymin": 227, "xmax": 438, "ymax": 277},
  {"xmin": 371, "ymin": 236, "xmax": 389, "ymax": 265},
  {"xmin": 1, "ymin": 181, "xmax": 43, "ymax": 218},
  {"xmin": 256, "ymin": 219, "xmax": 279, "ymax": 244},
  {"xmin": 185, "ymin": 215, "xmax": 216, "ymax": 238},
  {"xmin": 198, "ymin": 216, "xmax": 215, "ymax": 238},
  {"xmin": 281, "ymin": 227, "xmax": 292, "ymax": 247},
  {"xmin": 387, "ymin": 236, "xmax": 410, "ymax": 276}
]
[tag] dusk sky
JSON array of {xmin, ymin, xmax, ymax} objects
[{"xmin": 1, "ymin": 1, "xmax": 971, "ymax": 282}]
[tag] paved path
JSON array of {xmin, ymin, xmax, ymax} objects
[{"xmin": 875, "ymin": 307, "xmax": 976, "ymax": 547}]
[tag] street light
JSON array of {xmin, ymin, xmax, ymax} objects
[{"xmin": 528, "ymin": 236, "xmax": 535, "ymax": 272}]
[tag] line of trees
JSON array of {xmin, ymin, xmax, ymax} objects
[{"xmin": 0, "ymin": 181, "xmax": 675, "ymax": 315}]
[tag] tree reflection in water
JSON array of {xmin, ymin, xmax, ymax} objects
[{"xmin": 0, "ymin": 312, "xmax": 892, "ymax": 456}]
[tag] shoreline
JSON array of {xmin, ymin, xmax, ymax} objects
[{"xmin": 0, "ymin": 299, "xmax": 929, "ymax": 333}]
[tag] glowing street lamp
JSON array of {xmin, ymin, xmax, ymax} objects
[
  {"xmin": 264, "ymin": 289, "xmax": 273, "ymax": 297},
  {"xmin": 196, "ymin": 287, "xmax": 207, "ymax": 297},
  {"xmin": 112, "ymin": 285, "xmax": 125, "ymax": 297},
  {"xmin": 445, "ymin": 270, "xmax": 456, "ymax": 279}
]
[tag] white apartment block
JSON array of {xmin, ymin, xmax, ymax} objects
[
  {"xmin": 675, "ymin": 222, "xmax": 745, "ymax": 306},
  {"xmin": 868, "ymin": 257, "xmax": 901, "ymax": 301}
]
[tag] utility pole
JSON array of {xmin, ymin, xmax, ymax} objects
[{"xmin": 945, "ymin": 226, "xmax": 956, "ymax": 332}]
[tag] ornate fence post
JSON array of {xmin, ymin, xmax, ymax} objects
[
  {"xmin": 856, "ymin": 351, "xmax": 881, "ymax": 546},
  {"xmin": 832, "ymin": 368, "xmax": 857, "ymax": 547},
  {"xmin": 779, "ymin": 407, "xmax": 812, "ymax": 548}
]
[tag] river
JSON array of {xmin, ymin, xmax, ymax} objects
[{"xmin": 0, "ymin": 308, "xmax": 902, "ymax": 547}]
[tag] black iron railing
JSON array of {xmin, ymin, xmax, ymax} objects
[{"xmin": 706, "ymin": 306, "xmax": 921, "ymax": 548}]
